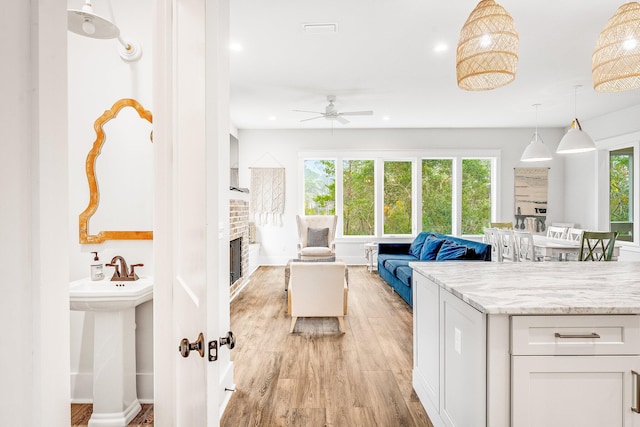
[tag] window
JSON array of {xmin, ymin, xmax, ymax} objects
[
  {"xmin": 610, "ymin": 147, "xmax": 634, "ymax": 241},
  {"xmin": 302, "ymin": 152, "xmax": 496, "ymax": 238},
  {"xmin": 384, "ymin": 161, "xmax": 413, "ymax": 234},
  {"xmin": 461, "ymin": 159, "xmax": 492, "ymax": 235},
  {"xmin": 342, "ymin": 160, "xmax": 375, "ymax": 235},
  {"xmin": 304, "ymin": 160, "xmax": 335, "ymax": 215},
  {"xmin": 422, "ymin": 159, "xmax": 452, "ymax": 234}
]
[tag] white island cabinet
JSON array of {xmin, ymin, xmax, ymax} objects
[{"xmin": 411, "ymin": 262, "xmax": 640, "ymax": 427}]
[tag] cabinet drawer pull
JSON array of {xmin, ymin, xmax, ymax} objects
[
  {"xmin": 632, "ymin": 370, "xmax": 640, "ymax": 414},
  {"xmin": 554, "ymin": 332, "xmax": 601, "ymax": 339}
]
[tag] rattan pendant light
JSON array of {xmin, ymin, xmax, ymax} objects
[
  {"xmin": 592, "ymin": 2, "xmax": 640, "ymax": 92},
  {"xmin": 456, "ymin": 0, "xmax": 519, "ymax": 91}
]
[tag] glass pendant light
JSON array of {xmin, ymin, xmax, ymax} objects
[
  {"xmin": 556, "ymin": 86, "xmax": 596, "ymax": 154},
  {"xmin": 521, "ymin": 104, "xmax": 553, "ymax": 162}
]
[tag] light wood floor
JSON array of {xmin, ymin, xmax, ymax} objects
[
  {"xmin": 222, "ymin": 265, "xmax": 433, "ymax": 427},
  {"xmin": 70, "ymin": 403, "xmax": 154, "ymax": 426},
  {"xmin": 71, "ymin": 265, "xmax": 431, "ymax": 426}
]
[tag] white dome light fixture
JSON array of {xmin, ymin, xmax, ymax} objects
[
  {"xmin": 68, "ymin": 0, "xmax": 142, "ymax": 62},
  {"xmin": 521, "ymin": 104, "xmax": 553, "ymax": 162},
  {"xmin": 556, "ymin": 86, "xmax": 596, "ymax": 154}
]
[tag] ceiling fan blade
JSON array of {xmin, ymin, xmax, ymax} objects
[
  {"xmin": 336, "ymin": 115, "xmax": 350, "ymax": 125},
  {"xmin": 293, "ymin": 109, "xmax": 324, "ymax": 114},
  {"xmin": 300, "ymin": 115, "xmax": 325, "ymax": 122},
  {"xmin": 340, "ymin": 110, "xmax": 374, "ymax": 116}
]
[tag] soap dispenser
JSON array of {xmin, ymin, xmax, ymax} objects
[{"xmin": 91, "ymin": 252, "xmax": 104, "ymax": 281}]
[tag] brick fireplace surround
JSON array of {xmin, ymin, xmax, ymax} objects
[{"xmin": 229, "ymin": 197, "xmax": 250, "ymax": 298}]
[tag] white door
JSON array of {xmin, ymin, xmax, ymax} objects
[{"xmin": 154, "ymin": 0, "xmax": 233, "ymax": 425}]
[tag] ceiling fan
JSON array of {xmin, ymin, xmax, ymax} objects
[{"xmin": 294, "ymin": 95, "xmax": 373, "ymax": 124}]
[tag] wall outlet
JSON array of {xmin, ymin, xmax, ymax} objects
[{"xmin": 454, "ymin": 327, "xmax": 462, "ymax": 355}]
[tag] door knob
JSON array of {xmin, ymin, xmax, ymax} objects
[
  {"xmin": 178, "ymin": 332, "xmax": 205, "ymax": 358},
  {"xmin": 220, "ymin": 331, "xmax": 236, "ymax": 350}
]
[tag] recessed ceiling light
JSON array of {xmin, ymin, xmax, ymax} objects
[
  {"xmin": 268, "ymin": 116, "xmax": 277, "ymax": 121},
  {"xmin": 302, "ymin": 23, "xmax": 338, "ymax": 34},
  {"xmin": 382, "ymin": 116, "xmax": 390, "ymax": 121},
  {"xmin": 229, "ymin": 42, "xmax": 243, "ymax": 52},
  {"xmin": 434, "ymin": 43, "xmax": 448, "ymax": 53}
]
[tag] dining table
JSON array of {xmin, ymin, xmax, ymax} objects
[{"xmin": 532, "ymin": 234, "xmax": 620, "ymax": 261}]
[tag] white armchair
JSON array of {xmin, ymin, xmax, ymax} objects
[
  {"xmin": 288, "ymin": 261, "xmax": 347, "ymax": 333},
  {"xmin": 296, "ymin": 215, "xmax": 337, "ymax": 258}
]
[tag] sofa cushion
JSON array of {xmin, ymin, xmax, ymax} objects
[
  {"xmin": 396, "ymin": 266, "xmax": 413, "ymax": 287},
  {"xmin": 307, "ymin": 227, "xmax": 329, "ymax": 247},
  {"xmin": 436, "ymin": 240, "xmax": 468, "ymax": 261},
  {"xmin": 377, "ymin": 253, "xmax": 418, "ymax": 265},
  {"xmin": 383, "ymin": 259, "xmax": 412, "ymax": 275},
  {"xmin": 409, "ymin": 232, "xmax": 430, "ymax": 258},
  {"xmin": 431, "ymin": 233, "xmax": 491, "ymax": 260},
  {"xmin": 420, "ymin": 235, "xmax": 445, "ymax": 260}
]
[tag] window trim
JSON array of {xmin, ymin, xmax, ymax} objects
[{"xmin": 596, "ymin": 132, "xmax": 640, "ymax": 245}]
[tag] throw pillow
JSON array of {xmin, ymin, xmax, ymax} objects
[
  {"xmin": 409, "ymin": 232, "xmax": 430, "ymax": 258},
  {"xmin": 420, "ymin": 235, "xmax": 445, "ymax": 260},
  {"xmin": 435, "ymin": 240, "xmax": 468, "ymax": 261},
  {"xmin": 464, "ymin": 247, "xmax": 477, "ymax": 260},
  {"xmin": 307, "ymin": 227, "xmax": 329, "ymax": 247}
]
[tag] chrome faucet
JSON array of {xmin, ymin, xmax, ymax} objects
[{"xmin": 106, "ymin": 256, "xmax": 143, "ymax": 281}]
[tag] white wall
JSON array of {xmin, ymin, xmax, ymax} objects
[
  {"xmin": 67, "ymin": 0, "xmax": 154, "ymax": 402},
  {"xmin": 238, "ymin": 127, "xmax": 566, "ymax": 265},
  {"xmin": 1, "ymin": 1, "xmax": 70, "ymax": 425},
  {"xmin": 565, "ymin": 104, "xmax": 640, "ymax": 261}
]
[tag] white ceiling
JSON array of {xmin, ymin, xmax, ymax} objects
[{"xmin": 229, "ymin": 0, "xmax": 640, "ymax": 130}]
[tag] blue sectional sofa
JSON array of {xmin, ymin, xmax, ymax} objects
[{"xmin": 377, "ymin": 232, "xmax": 491, "ymax": 307}]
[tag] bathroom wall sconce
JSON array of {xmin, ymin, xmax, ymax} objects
[{"xmin": 67, "ymin": 0, "xmax": 143, "ymax": 62}]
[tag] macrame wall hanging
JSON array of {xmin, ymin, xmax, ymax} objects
[{"xmin": 250, "ymin": 167, "xmax": 285, "ymax": 225}]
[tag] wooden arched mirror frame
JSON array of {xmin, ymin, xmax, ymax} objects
[{"xmin": 79, "ymin": 98, "xmax": 153, "ymax": 244}]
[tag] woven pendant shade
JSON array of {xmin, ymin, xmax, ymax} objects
[
  {"xmin": 456, "ymin": 0, "xmax": 519, "ymax": 91},
  {"xmin": 593, "ymin": 2, "xmax": 640, "ymax": 92}
]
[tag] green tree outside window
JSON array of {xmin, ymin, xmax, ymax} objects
[
  {"xmin": 304, "ymin": 160, "xmax": 335, "ymax": 215},
  {"xmin": 610, "ymin": 148, "xmax": 633, "ymax": 241},
  {"xmin": 343, "ymin": 160, "xmax": 375, "ymax": 235},
  {"xmin": 384, "ymin": 161, "xmax": 412, "ymax": 234},
  {"xmin": 422, "ymin": 159, "xmax": 452, "ymax": 234},
  {"xmin": 461, "ymin": 159, "xmax": 492, "ymax": 235}
]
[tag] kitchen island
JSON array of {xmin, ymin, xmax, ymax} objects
[{"xmin": 411, "ymin": 261, "xmax": 640, "ymax": 427}]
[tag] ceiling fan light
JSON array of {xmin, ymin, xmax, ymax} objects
[
  {"xmin": 456, "ymin": 0, "xmax": 519, "ymax": 91},
  {"xmin": 557, "ymin": 122, "xmax": 596, "ymax": 154},
  {"xmin": 592, "ymin": 2, "xmax": 640, "ymax": 92}
]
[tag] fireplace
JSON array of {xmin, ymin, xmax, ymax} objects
[
  {"xmin": 230, "ymin": 238, "xmax": 242, "ymax": 285},
  {"xmin": 229, "ymin": 197, "xmax": 250, "ymax": 296}
]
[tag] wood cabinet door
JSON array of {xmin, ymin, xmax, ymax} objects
[{"xmin": 512, "ymin": 355, "xmax": 640, "ymax": 427}]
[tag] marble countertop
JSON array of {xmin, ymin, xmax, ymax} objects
[{"xmin": 410, "ymin": 261, "xmax": 640, "ymax": 315}]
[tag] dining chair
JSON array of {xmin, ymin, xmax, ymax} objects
[
  {"xmin": 565, "ymin": 228, "xmax": 584, "ymax": 242},
  {"xmin": 490, "ymin": 222, "xmax": 514, "ymax": 230},
  {"xmin": 497, "ymin": 229, "xmax": 518, "ymax": 262},
  {"xmin": 513, "ymin": 230, "xmax": 538, "ymax": 262},
  {"xmin": 578, "ymin": 231, "xmax": 618, "ymax": 261},
  {"xmin": 546, "ymin": 226, "xmax": 567, "ymax": 239},
  {"xmin": 483, "ymin": 227, "xmax": 502, "ymax": 262}
]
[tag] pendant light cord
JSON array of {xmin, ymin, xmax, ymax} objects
[{"xmin": 573, "ymin": 85, "xmax": 583, "ymax": 131}]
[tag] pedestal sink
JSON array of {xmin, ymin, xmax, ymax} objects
[{"xmin": 70, "ymin": 277, "xmax": 153, "ymax": 427}]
